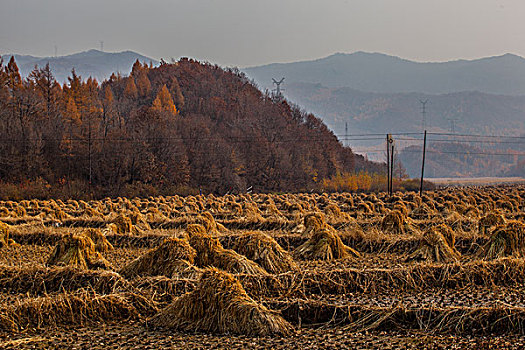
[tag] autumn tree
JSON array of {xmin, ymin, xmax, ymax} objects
[
  {"xmin": 123, "ymin": 77, "xmax": 138, "ymax": 99},
  {"xmin": 152, "ymin": 84, "xmax": 177, "ymax": 115},
  {"xmin": 170, "ymin": 76, "xmax": 184, "ymax": 110}
]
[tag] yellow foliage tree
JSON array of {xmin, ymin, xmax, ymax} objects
[
  {"xmin": 65, "ymin": 96, "xmax": 81, "ymax": 125},
  {"xmin": 124, "ymin": 77, "xmax": 138, "ymax": 99},
  {"xmin": 136, "ymin": 71, "xmax": 151, "ymax": 97},
  {"xmin": 152, "ymin": 84, "xmax": 178, "ymax": 115}
]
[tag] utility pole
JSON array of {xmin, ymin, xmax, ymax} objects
[
  {"xmin": 386, "ymin": 134, "xmax": 394, "ymax": 195},
  {"xmin": 386, "ymin": 134, "xmax": 391, "ymax": 195},
  {"xmin": 420, "ymin": 130, "xmax": 427, "ymax": 196},
  {"xmin": 88, "ymin": 119, "xmax": 92, "ymax": 186},
  {"xmin": 390, "ymin": 140, "xmax": 394, "ymax": 196},
  {"xmin": 419, "ymin": 99, "xmax": 429, "ymax": 132}
]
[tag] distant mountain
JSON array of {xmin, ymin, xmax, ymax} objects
[
  {"xmin": 399, "ymin": 142, "xmax": 519, "ymax": 178},
  {"xmin": 2, "ymin": 49, "xmax": 158, "ymax": 83},
  {"xmin": 281, "ymin": 82, "xmax": 525, "ymax": 137},
  {"xmin": 245, "ymin": 52, "xmax": 525, "ymax": 95}
]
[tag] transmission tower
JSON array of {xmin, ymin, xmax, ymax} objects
[
  {"xmin": 345, "ymin": 122, "xmax": 348, "ymax": 147},
  {"xmin": 419, "ymin": 99, "xmax": 429, "ymax": 132},
  {"xmin": 272, "ymin": 78, "xmax": 285, "ymax": 99},
  {"xmin": 447, "ymin": 118, "xmax": 459, "ymax": 133},
  {"xmin": 99, "ymin": 41, "xmax": 104, "ymax": 52}
]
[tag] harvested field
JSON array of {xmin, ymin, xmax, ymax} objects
[{"xmin": 0, "ymin": 185, "xmax": 524, "ymax": 349}]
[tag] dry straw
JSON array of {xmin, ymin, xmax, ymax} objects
[
  {"xmin": 149, "ymin": 268, "xmax": 291, "ymax": 336},
  {"xmin": 119, "ymin": 237, "xmax": 201, "ymax": 279},
  {"xmin": 381, "ymin": 210, "xmax": 407, "ymax": 235},
  {"xmin": 231, "ymin": 231, "xmax": 297, "ymax": 273},
  {"xmin": 477, "ymin": 220, "xmax": 525, "ymax": 260},
  {"xmin": 83, "ymin": 228, "xmax": 113, "ymax": 252},
  {"xmin": 186, "ymin": 224, "xmax": 267, "ymax": 275},
  {"xmin": 0, "ymin": 291, "xmax": 156, "ymax": 332},
  {"xmin": 107, "ymin": 214, "xmax": 135, "ymax": 235},
  {"xmin": 478, "ymin": 212, "xmax": 506, "ymax": 236},
  {"xmin": 406, "ymin": 224, "xmax": 460, "ymax": 263},
  {"xmin": 0, "ymin": 265, "xmax": 129, "ymax": 296},
  {"xmin": 0, "ymin": 221, "xmax": 17, "ymax": 248},
  {"xmin": 47, "ymin": 234, "xmax": 112, "ymax": 270},
  {"xmin": 295, "ymin": 215, "xmax": 360, "ymax": 260}
]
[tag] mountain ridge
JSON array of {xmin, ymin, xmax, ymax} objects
[
  {"xmin": 1, "ymin": 49, "xmax": 158, "ymax": 83},
  {"xmin": 244, "ymin": 51, "xmax": 525, "ymax": 96}
]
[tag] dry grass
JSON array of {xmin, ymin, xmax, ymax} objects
[
  {"xmin": 149, "ymin": 268, "xmax": 291, "ymax": 335},
  {"xmin": 343, "ymin": 304, "xmax": 525, "ymax": 334}
]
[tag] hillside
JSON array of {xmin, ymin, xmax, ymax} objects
[
  {"xmin": 245, "ymin": 51, "xmax": 525, "ymax": 95},
  {"xmin": 0, "ymin": 57, "xmax": 381, "ymax": 197},
  {"xmin": 282, "ymin": 82, "xmax": 525, "ymax": 137},
  {"xmin": 1, "ymin": 49, "xmax": 158, "ymax": 83},
  {"xmin": 399, "ymin": 142, "xmax": 520, "ymax": 178}
]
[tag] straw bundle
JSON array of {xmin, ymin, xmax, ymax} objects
[
  {"xmin": 381, "ymin": 210, "xmax": 407, "ymax": 235},
  {"xmin": 83, "ymin": 228, "xmax": 113, "ymax": 252},
  {"xmin": 47, "ymin": 234, "xmax": 112, "ymax": 270},
  {"xmin": 186, "ymin": 224, "xmax": 266, "ymax": 275},
  {"xmin": 476, "ymin": 220, "xmax": 525, "ymax": 260},
  {"xmin": 195, "ymin": 212, "xmax": 227, "ymax": 233},
  {"xmin": 112, "ymin": 215, "xmax": 133, "ymax": 234},
  {"xmin": 129, "ymin": 211, "xmax": 151, "ymax": 230},
  {"xmin": 406, "ymin": 226, "xmax": 460, "ymax": 263},
  {"xmin": 478, "ymin": 212, "xmax": 506, "ymax": 235},
  {"xmin": 0, "ymin": 221, "xmax": 17, "ymax": 248},
  {"xmin": 295, "ymin": 227, "xmax": 360, "ymax": 260},
  {"xmin": 231, "ymin": 232, "xmax": 297, "ymax": 273},
  {"xmin": 302, "ymin": 212, "xmax": 327, "ymax": 236},
  {"xmin": 119, "ymin": 237, "xmax": 200, "ymax": 279},
  {"xmin": 149, "ymin": 268, "xmax": 291, "ymax": 335}
]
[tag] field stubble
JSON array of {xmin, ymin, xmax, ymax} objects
[{"xmin": 0, "ymin": 186, "xmax": 524, "ymax": 348}]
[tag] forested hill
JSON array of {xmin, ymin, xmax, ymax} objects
[{"xmin": 0, "ymin": 57, "xmax": 382, "ymax": 198}]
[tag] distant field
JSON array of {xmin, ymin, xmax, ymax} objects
[{"xmin": 428, "ymin": 177, "xmax": 525, "ymax": 186}]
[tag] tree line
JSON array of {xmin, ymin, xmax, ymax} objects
[{"xmin": 0, "ymin": 56, "xmax": 383, "ymax": 199}]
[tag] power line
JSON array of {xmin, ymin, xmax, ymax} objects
[
  {"xmin": 427, "ymin": 132, "xmax": 525, "ymax": 139},
  {"xmin": 396, "ymin": 137, "xmax": 525, "ymax": 145},
  {"xmin": 401, "ymin": 149, "xmax": 524, "ymax": 156}
]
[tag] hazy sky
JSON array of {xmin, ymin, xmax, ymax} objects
[{"xmin": 0, "ymin": 0, "xmax": 522, "ymax": 67}]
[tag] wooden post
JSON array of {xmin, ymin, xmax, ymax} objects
[
  {"xmin": 386, "ymin": 134, "xmax": 390, "ymax": 194},
  {"xmin": 390, "ymin": 143, "xmax": 395, "ymax": 195},
  {"xmin": 420, "ymin": 130, "xmax": 427, "ymax": 196}
]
